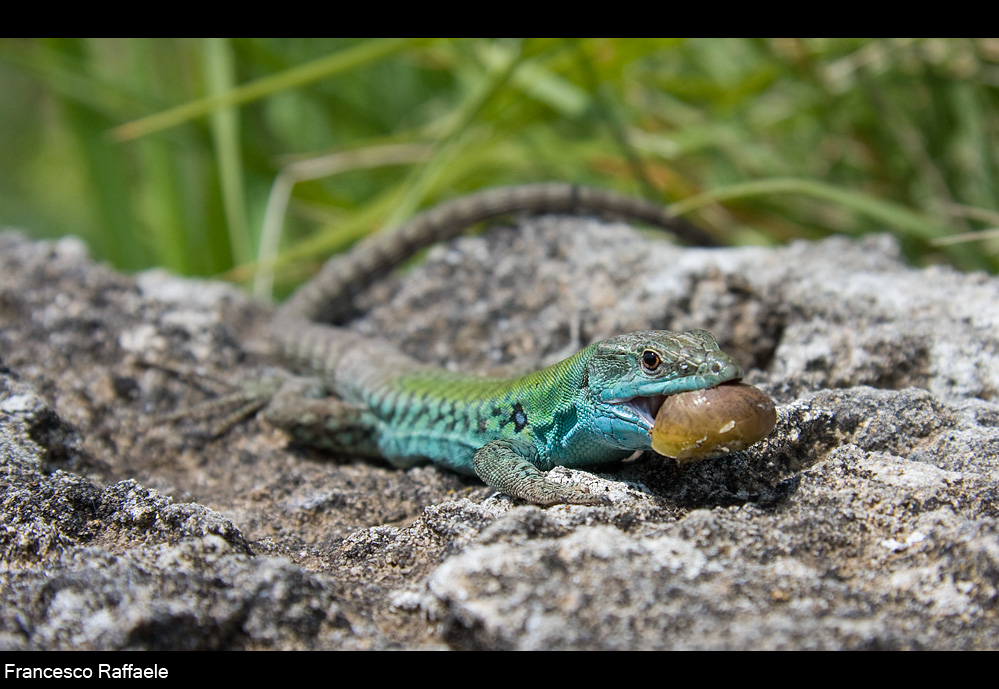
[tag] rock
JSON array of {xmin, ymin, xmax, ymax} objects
[{"xmin": 1, "ymin": 218, "xmax": 997, "ymax": 650}]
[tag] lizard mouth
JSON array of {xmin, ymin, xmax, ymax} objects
[
  {"xmin": 618, "ymin": 380, "xmax": 744, "ymax": 428},
  {"xmin": 622, "ymin": 394, "xmax": 668, "ymax": 427}
]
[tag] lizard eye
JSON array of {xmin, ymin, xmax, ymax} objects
[{"xmin": 641, "ymin": 349, "xmax": 661, "ymax": 372}]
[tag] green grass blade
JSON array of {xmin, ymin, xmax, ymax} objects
[
  {"xmin": 111, "ymin": 38, "xmax": 436, "ymax": 142},
  {"xmin": 204, "ymin": 37, "xmax": 250, "ymax": 268}
]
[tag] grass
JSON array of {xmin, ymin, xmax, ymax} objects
[{"xmin": 1, "ymin": 38, "xmax": 997, "ymax": 300}]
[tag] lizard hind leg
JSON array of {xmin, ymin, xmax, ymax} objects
[
  {"xmin": 472, "ymin": 439, "xmax": 609, "ymax": 507},
  {"xmin": 261, "ymin": 376, "xmax": 382, "ymax": 457},
  {"xmin": 159, "ymin": 373, "xmax": 286, "ymax": 438}
]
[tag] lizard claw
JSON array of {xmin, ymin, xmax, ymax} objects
[{"xmin": 561, "ymin": 489, "xmax": 612, "ymax": 506}]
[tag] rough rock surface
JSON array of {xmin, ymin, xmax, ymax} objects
[{"xmin": 1, "ymin": 217, "xmax": 997, "ymax": 650}]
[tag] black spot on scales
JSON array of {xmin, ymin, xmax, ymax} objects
[
  {"xmin": 494, "ymin": 402, "xmax": 529, "ymax": 434},
  {"xmin": 510, "ymin": 402, "xmax": 528, "ymax": 434}
]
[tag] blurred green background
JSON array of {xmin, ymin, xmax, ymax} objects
[{"xmin": 2, "ymin": 38, "xmax": 997, "ymax": 300}]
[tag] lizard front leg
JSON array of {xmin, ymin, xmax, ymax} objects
[{"xmin": 472, "ymin": 439, "xmax": 608, "ymax": 506}]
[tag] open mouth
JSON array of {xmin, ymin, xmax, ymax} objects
[
  {"xmin": 622, "ymin": 394, "xmax": 668, "ymax": 427},
  {"xmin": 618, "ymin": 380, "xmax": 744, "ymax": 427}
]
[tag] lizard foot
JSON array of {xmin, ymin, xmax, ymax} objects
[
  {"xmin": 159, "ymin": 373, "xmax": 286, "ymax": 437},
  {"xmin": 473, "ymin": 439, "xmax": 610, "ymax": 507}
]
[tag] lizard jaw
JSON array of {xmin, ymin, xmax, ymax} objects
[
  {"xmin": 607, "ymin": 394, "xmax": 668, "ymax": 430},
  {"xmin": 620, "ymin": 394, "xmax": 667, "ymax": 428},
  {"xmin": 614, "ymin": 379, "xmax": 745, "ymax": 429}
]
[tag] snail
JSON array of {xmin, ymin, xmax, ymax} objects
[{"xmin": 651, "ymin": 382, "xmax": 776, "ymax": 463}]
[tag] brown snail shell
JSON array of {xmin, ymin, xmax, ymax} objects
[{"xmin": 651, "ymin": 382, "xmax": 776, "ymax": 462}]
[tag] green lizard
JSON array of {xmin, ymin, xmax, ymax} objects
[{"xmin": 263, "ymin": 184, "xmax": 745, "ymax": 506}]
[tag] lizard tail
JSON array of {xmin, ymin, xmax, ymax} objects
[{"xmin": 276, "ymin": 184, "xmax": 717, "ymax": 327}]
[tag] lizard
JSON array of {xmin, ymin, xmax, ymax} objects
[{"xmin": 260, "ymin": 183, "xmax": 745, "ymax": 506}]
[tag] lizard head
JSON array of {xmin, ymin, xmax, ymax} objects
[{"xmin": 584, "ymin": 329, "xmax": 744, "ymax": 451}]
